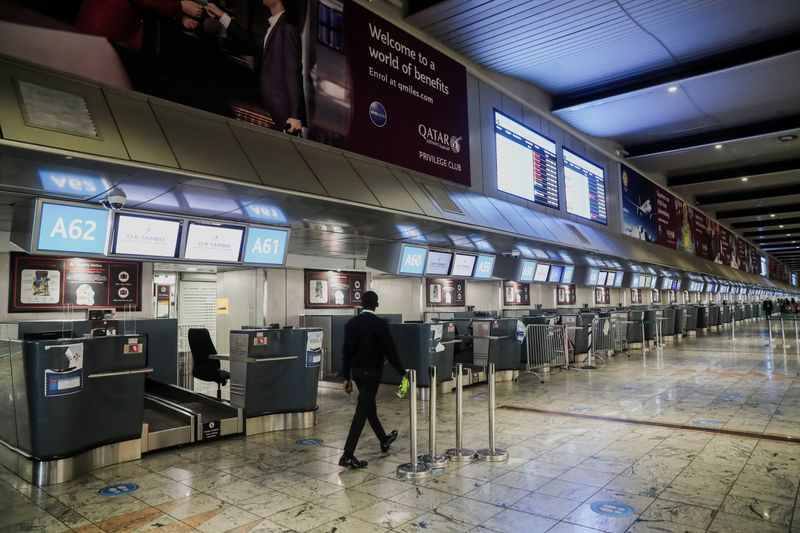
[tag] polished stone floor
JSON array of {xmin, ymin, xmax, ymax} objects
[{"xmin": 2, "ymin": 319, "xmax": 799, "ymax": 532}]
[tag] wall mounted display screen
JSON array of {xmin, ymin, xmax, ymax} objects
[
  {"xmin": 36, "ymin": 201, "xmax": 111, "ymax": 255},
  {"xmin": 242, "ymin": 227, "xmax": 290, "ymax": 265},
  {"xmin": 450, "ymin": 254, "xmax": 477, "ymax": 277},
  {"xmin": 473, "ymin": 255, "xmax": 495, "ymax": 279},
  {"xmin": 660, "ymin": 277, "xmax": 671, "ymax": 290},
  {"xmin": 548, "ymin": 265, "xmax": 564, "ymax": 283},
  {"xmin": 520, "ymin": 260, "xmax": 536, "ymax": 282},
  {"xmin": 9, "ymin": 253, "xmax": 141, "ymax": 312},
  {"xmin": 671, "ymin": 280, "xmax": 680, "ymax": 290},
  {"xmin": 562, "ymin": 266, "xmax": 574, "ymax": 284},
  {"xmin": 533, "ymin": 263, "xmax": 550, "ymax": 282},
  {"xmin": 425, "ymin": 251, "xmax": 453, "ymax": 276},
  {"xmin": 398, "ymin": 244, "xmax": 428, "ymax": 275},
  {"xmin": 563, "ymin": 148, "xmax": 607, "ymax": 224},
  {"xmin": 650, "ymin": 276, "xmax": 658, "ymax": 289},
  {"xmin": 597, "ymin": 271, "xmax": 608, "ymax": 286},
  {"xmin": 184, "ymin": 223, "xmax": 244, "ymax": 262},
  {"xmin": 613, "ymin": 273, "xmax": 623, "ymax": 287},
  {"xmin": 632, "ymin": 273, "xmax": 641, "ymax": 288},
  {"xmin": 588, "ymin": 268, "xmax": 599, "ymax": 286},
  {"xmin": 112, "ymin": 214, "xmax": 181, "ymax": 258},
  {"xmin": 606, "ymin": 272, "xmax": 616, "ymax": 287},
  {"xmin": 494, "ymin": 110, "xmax": 558, "ymax": 208}
]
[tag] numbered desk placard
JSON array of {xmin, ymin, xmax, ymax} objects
[
  {"xmin": 473, "ymin": 255, "xmax": 495, "ymax": 279},
  {"xmin": 36, "ymin": 201, "xmax": 110, "ymax": 255},
  {"xmin": 398, "ymin": 244, "xmax": 427, "ymax": 275},
  {"xmin": 242, "ymin": 227, "xmax": 290, "ymax": 266}
]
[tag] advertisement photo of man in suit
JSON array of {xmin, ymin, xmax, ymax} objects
[
  {"xmin": 206, "ymin": 0, "xmax": 306, "ymax": 134},
  {"xmin": 339, "ymin": 291, "xmax": 404, "ymax": 469}
]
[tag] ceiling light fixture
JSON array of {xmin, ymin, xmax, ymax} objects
[
  {"xmin": 714, "ymin": 144, "xmax": 723, "ymax": 149},
  {"xmin": 770, "ymin": 214, "xmax": 776, "ymax": 218},
  {"xmin": 741, "ymin": 177, "xmax": 748, "ymax": 182},
  {"xmin": 780, "ymin": 225, "xmax": 785, "ymax": 228},
  {"xmin": 667, "ymin": 85, "xmax": 678, "ymax": 93}
]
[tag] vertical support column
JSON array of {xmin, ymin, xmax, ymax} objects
[
  {"xmin": 476, "ymin": 363, "xmax": 508, "ymax": 462},
  {"xmin": 446, "ymin": 364, "xmax": 474, "ymax": 461},
  {"xmin": 396, "ymin": 370, "xmax": 432, "ymax": 479}
]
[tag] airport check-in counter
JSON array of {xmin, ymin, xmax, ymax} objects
[
  {"xmin": 720, "ymin": 305, "xmax": 732, "ymax": 325},
  {"xmin": 0, "ymin": 334, "xmax": 148, "ymax": 485},
  {"xmin": 383, "ymin": 322, "xmax": 456, "ymax": 393},
  {"xmin": 696, "ymin": 306, "xmax": 709, "ymax": 330},
  {"xmin": 227, "ymin": 328, "xmax": 322, "ymax": 436},
  {"xmin": 685, "ymin": 306, "xmax": 698, "ymax": 335},
  {"xmin": 643, "ymin": 310, "xmax": 657, "ymax": 342},
  {"xmin": 673, "ymin": 307, "xmax": 686, "ymax": 336},
  {"xmin": 472, "ymin": 318, "xmax": 521, "ymax": 374},
  {"xmin": 660, "ymin": 308, "xmax": 676, "ymax": 340},
  {"xmin": 708, "ymin": 305, "xmax": 720, "ymax": 328}
]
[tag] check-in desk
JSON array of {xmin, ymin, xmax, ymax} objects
[
  {"xmin": 673, "ymin": 307, "xmax": 686, "ymax": 338},
  {"xmin": 643, "ymin": 310, "xmax": 657, "ymax": 344},
  {"xmin": 226, "ymin": 328, "xmax": 321, "ymax": 436},
  {"xmin": 708, "ymin": 305, "xmax": 720, "ymax": 329},
  {"xmin": 720, "ymin": 305, "xmax": 732, "ymax": 325},
  {"xmin": 382, "ymin": 321, "xmax": 456, "ymax": 396},
  {"xmin": 660, "ymin": 308, "xmax": 676, "ymax": 342},
  {"xmin": 471, "ymin": 318, "xmax": 520, "ymax": 381},
  {"xmin": 0, "ymin": 335, "xmax": 149, "ymax": 485},
  {"xmin": 685, "ymin": 305, "xmax": 698, "ymax": 335},
  {"xmin": 696, "ymin": 306, "xmax": 709, "ymax": 331}
]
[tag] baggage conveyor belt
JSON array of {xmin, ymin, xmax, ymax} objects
[{"xmin": 142, "ymin": 380, "xmax": 244, "ymax": 452}]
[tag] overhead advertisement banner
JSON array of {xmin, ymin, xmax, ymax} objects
[{"xmin": 0, "ymin": 1, "xmax": 469, "ymax": 186}]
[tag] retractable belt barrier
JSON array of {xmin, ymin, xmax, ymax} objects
[
  {"xmin": 418, "ymin": 366, "xmax": 448, "ymax": 468},
  {"xmin": 476, "ymin": 363, "xmax": 508, "ymax": 462},
  {"xmin": 445, "ymin": 363, "xmax": 475, "ymax": 462},
  {"xmin": 396, "ymin": 370, "xmax": 432, "ymax": 479}
]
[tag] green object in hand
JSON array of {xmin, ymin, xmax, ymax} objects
[{"xmin": 396, "ymin": 375, "xmax": 410, "ymax": 398}]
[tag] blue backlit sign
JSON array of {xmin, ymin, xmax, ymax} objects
[
  {"xmin": 398, "ymin": 244, "xmax": 427, "ymax": 275},
  {"xmin": 562, "ymin": 266, "xmax": 575, "ymax": 284},
  {"xmin": 520, "ymin": 260, "xmax": 536, "ymax": 282},
  {"xmin": 245, "ymin": 203, "xmax": 287, "ymax": 224},
  {"xmin": 37, "ymin": 202, "xmax": 110, "ymax": 255},
  {"xmin": 473, "ymin": 255, "xmax": 495, "ymax": 279},
  {"xmin": 39, "ymin": 170, "xmax": 111, "ymax": 197},
  {"xmin": 242, "ymin": 227, "xmax": 289, "ymax": 265}
]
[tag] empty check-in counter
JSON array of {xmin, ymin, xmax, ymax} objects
[{"xmin": 382, "ymin": 321, "xmax": 457, "ymax": 396}]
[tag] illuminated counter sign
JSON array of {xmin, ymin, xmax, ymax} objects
[
  {"xmin": 184, "ymin": 223, "xmax": 244, "ymax": 262},
  {"xmin": 37, "ymin": 202, "xmax": 110, "ymax": 255},
  {"xmin": 242, "ymin": 227, "xmax": 290, "ymax": 265},
  {"xmin": 564, "ymin": 148, "xmax": 607, "ymax": 224},
  {"xmin": 398, "ymin": 245, "xmax": 427, "ymax": 275},
  {"xmin": 39, "ymin": 170, "xmax": 110, "ymax": 197},
  {"xmin": 473, "ymin": 255, "xmax": 495, "ymax": 279},
  {"xmin": 520, "ymin": 260, "xmax": 536, "ymax": 282}
]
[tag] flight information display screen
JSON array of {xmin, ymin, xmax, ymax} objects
[
  {"xmin": 494, "ymin": 110, "xmax": 558, "ymax": 208},
  {"xmin": 563, "ymin": 148, "xmax": 607, "ymax": 224},
  {"xmin": 533, "ymin": 263, "xmax": 550, "ymax": 282}
]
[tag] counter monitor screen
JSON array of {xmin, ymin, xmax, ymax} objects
[
  {"xmin": 520, "ymin": 260, "xmax": 536, "ymax": 282},
  {"xmin": 597, "ymin": 271, "xmax": 608, "ymax": 286},
  {"xmin": 671, "ymin": 280, "xmax": 680, "ymax": 291},
  {"xmin": 641, "ymin": 275, "xmax": 650, "ymax": 288},
  {"xmin": 614, "ymin": 272, "xmax": 623, "ymax": 287},
  {"xmin": 588, "ymin": 268, "xmax": 599, "ymax": 286},
  {"xmin": 660, "ymin": 277, "xmax": 671, "ymax": 290},
  {"xmin": 563, "ymin": 148, "xmax": 607, "ymax": 224},
  {"xmin": 184, "ymin": 222, "xmax": 244, "ymax": 262},
  {"xmin": 632, "ymin": 273, "xmax": 640, "ymax": 288},
  {"xmin": 548, "ymin": 265, "xmax": 564, "ymax": 283},
  {"xmin": 494, "ymin": 109, "xmax": 559, "ymax": 208},
  {"xmin": 113, "ymin": 214, "xmax": 181, "ymax": 258},
  {"xmin": 425, "ymin": 251, "xmax": 453, "ymax": 276},
  {"xmin": 533, "ymin": 263, "xmax": 550, "ymax": 282},
  {"xmin": 398, "ymin": 244, "xmax": 427, "ymax": 275},
  {"xmin": 562, "ymin": 265, "xmax": 574, "ymax": 284},
  {"xmin": 606, "ymin": 272, "xmax": 616, "ymax": 287},
  {"xmin": 450, "ymin": 254, "xmax": 476, "ymax": 277},
  {"xmin": 650, "ymin": 276, "xmax": 658, "ymax": 289}
]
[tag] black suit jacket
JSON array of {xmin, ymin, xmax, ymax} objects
[
  {"xmin": 342, "ymin": 312, "xmax": 404, "ymax": 379},
  {"xmin": 225, "ymin": 14, "xmax": 307, "ymax": 129}
]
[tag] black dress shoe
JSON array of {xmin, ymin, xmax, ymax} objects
[
  {"xmin": 381, "ymin": 430, "xmax": 398, "ymax": 453},
  {"xmin": 339, "ymin": 455, "xmax": 368, "ymax": 469}
]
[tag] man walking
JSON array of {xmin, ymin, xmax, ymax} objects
[{"xmin": 340, "ymin": 291, "xmax": 404, "ymax": 468}]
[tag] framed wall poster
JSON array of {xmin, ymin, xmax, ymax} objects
[
  {"xmin": 9, "ymin": 253, "xmax": 141, "ymax": 312},
  {"xmin": 426, "ymin": 278, "xmax": 465, "ymax": 307},
  {"xmin": 557, "ymin": 284, "xmax": 576, "ymax": 305},
  {"xmin": 652, "ymin": 289, "xmax": 661, "ymax": 303},
  {"xmin": 304, "ymin": 270, "xmax": 366, "ymax": 308},
  {"xmin": 503, "ymin": 281, "xmax": 530, "ymax": 306},
  {"xmin": 631, "ymin": 288, "xmax": 642, "ymax": 304}
]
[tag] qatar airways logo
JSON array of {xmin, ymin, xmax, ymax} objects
[{"xmin": 418, "ymin": 124, "xmax": 462, "ymax": 154}]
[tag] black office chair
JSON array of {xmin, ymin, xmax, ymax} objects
[{"xmin": 188, "ymin": 328, "xmax": 230, "ymax": 400}]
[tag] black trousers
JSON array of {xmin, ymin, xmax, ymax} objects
[{"xmin": 344, "ymin": 368, "xmax": 387, "ymax": 455}]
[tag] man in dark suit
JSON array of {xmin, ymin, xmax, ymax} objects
[
  {"xmin": 339, "ymin": 291, "xmax": 404, "ymax": 468},
  {"xmin": 206, "ymin": 0, "xmax": 306, "ymax": 134}
]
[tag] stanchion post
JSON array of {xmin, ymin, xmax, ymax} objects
[
  {"xmin": 781, "ymin": 317, "xmax": 787, "ymax": 349},
  {"xmin": 476, "ymin": 363, "xmax": 508, "ymax": 462},
  {"xmin": 396, "ymin": 370, "xmax": 432, "ymax": 479},
  {"xmin": 446, "ymin": 364, "xmax": 475, "ymax": 461},
  {"xmin": 768, "ymin": 316, "xmax": 774, "ymax": 348},
  {"xmin": 731, "ymin": 316, "xmax": 735, "ymax": 341},
  {"xmin": 419, "ymin": 366, "xmax": 448, "ymax": 468}
]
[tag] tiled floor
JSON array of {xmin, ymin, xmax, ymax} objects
[{"xmin": 2, "ymin": 319, "xmax": 800, "ymax": 532}]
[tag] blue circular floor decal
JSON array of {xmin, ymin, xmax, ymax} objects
[
  {"xmin": 98, "ymin": 483, "xmax": 139, "ymax": 497},
  {"xmin": 590, "ymin": 500, "xmax": 635, "ymax": 517},
  {"xmin": 296, "ymin": 438, "xmax": 323, "ymax": 446}
]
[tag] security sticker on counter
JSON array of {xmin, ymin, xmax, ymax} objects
[
  {"xmin": 124, "ymin": 338, "xmax": 143, "ymax": 355},
  {"xmin": 447, "ymin": 323, "xmax": 455, "ymax": 334},
  {"xmin": 515, "ymin": 320, "xmax": 526, "ymax": 344},
  {"xmin": 44, "ymin": 343, "xmax": 84, "ymax": 397},
  {"xmin": 305, "ymin": 331, "xmax": 323, "ymax": 367},
  {"xmin": 253, "ymin": 332, "xmax": 267, "ymax": 346},
  {"xmin": 431, "ymin": 324, "xmax": 443, "ymax": 342}
]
